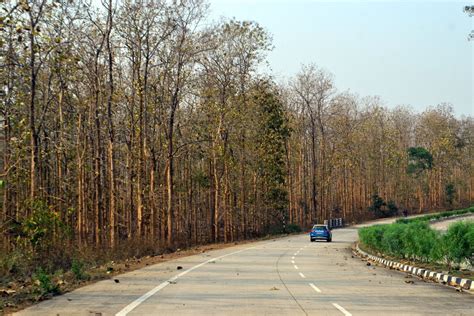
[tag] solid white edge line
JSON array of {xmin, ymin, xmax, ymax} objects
[
  {"xmin": 309, "ymin": 283, "xmax": 321, "ymax": 293},
  {"xmin": 332, "ymin": 303, "xmax": 352, "ymax": 316},
  {"xmin": 299, "ymin": 272, "xmax": 305, "ymax": 278},
  {"xmin": 115, "ymin": 242, "xmax": 271, "ymax": 316}
]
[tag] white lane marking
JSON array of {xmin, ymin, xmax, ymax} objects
[
  {"xmin": 293, "ymin": 253, "xmax": 297, "ymax": 256},
  {"xmin": 291, "ymin": 260, "xmax": 295, "ymax": 264},
  {"xmin": 309, "ymin": 283, "xmax": 322, "ymax": 293},
  {"xmin": 299, "ymin": 272, "xmax": 305, "ymax": 278},
  {"xmin": 115, "ymin": 242, "xmax": 270, "ymax": 316},
  {"xmin": 332, "ymin": 303, "xmax": 352, "ymax": 316},
  {"xmin": 294, "ymin": 265, "xmax": 299, "ymax": 269},
  {"xmin": 291, "ymin": 256, "xmax": 295, "ymax": 259}
]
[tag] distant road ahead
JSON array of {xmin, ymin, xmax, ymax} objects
[
  {"xmin": 16, "ymin": 224, "xmax": 473, "ymax": 316},
  {"xmin": 430, "ymin": 214, "xmax": 474, "ymax": 232}
]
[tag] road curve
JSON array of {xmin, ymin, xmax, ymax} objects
[
  {"xmin": 430, "ymin": 214, "xmax": 474, "ymax": 232},
  {"xmin": 15, "ymin": 227, "xmax": 474, "ymax": 316}
]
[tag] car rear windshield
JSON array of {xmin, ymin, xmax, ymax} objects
[{"xmin": 312, "ymin": 225, "xmax": 326, "ymax": 231}]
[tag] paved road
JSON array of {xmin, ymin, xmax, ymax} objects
[
  {"xmin": 15, "ymin": 227, "xmax": 473, "ymax": 316},
  {"xmin": 430, "ymin": 214, "xmax": 474, "ymax": 232}
]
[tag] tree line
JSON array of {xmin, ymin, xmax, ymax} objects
[{"xmin": 1, "ymin": 0, "xmax": 473, "ymax": 255}]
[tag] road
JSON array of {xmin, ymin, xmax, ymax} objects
[
  {"xmin": 430, "ymin": 214, "xmax": 474, "ymax": 232},
  {"xmin": 15, "ymin": 226, "xmax": 473, "ymax": 316}
]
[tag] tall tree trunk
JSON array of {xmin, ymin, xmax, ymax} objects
[
  {"xmin": 106, "ymin": 0, "xmax": 116, "ymax": 248},
  {"xmin": 310, "ymin": 121, "xmax": 317, "ymax": 223},
  {"xmin": 76, "ymin": 113, "xmax": 83, "ymax": 245},
  {"xmin": 29, "ymin": 20, "xmax": 38, "ymax": 201},
  {"xmin": 166, "ymin": 112, "xmax": 175, "ymax": 247}
]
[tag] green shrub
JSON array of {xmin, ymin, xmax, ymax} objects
[
  {"xmin": 381, "ymin": 224, "xmax": 405, "ymax": 257},
  {"xmin": 285, "ymin": 223, "xmax": 302, "ymax": 233},
  {"xmin": 359, "ymin": 225, "xmax": 386, "ymax": 252},
  {"xmin": 466, "ymin": 225, "xmax": 474, "ymax": 266},
  {"xmin": 386, "ymin": 200, "xmax": 398, "ymax": 217},
  {"xmin": 360, "ymin": 214, "xmax": 473, "ymax": 267},
  {"xmin": 367, "ymin": 195, "xmax": 400, "ymax": 218},
  {"xmin": 268, "ymin": 224, "xmax": 285, "ymax": 235},
  {"xmin": 396, "ymin": 218, "xmax": 410, "ymax": 224},
  {"xmin": 368, "ymin": 194, "xmax": 386, "ymax": 217},
  {"xmin": 71, "ymin": 259, "xmax": 89, "ymax": 280},
  {"xmin": 17, "ymin": 200, "xmax": 71, "ymax": 257},
  {"xmin": 445, "ymin": 183, "xmax": 455, "ymax": 207},
  {"xmin": 410, "ymin": 223, "xmax": 441, "ymax": 262},
  {"xmin": 33, "ymin": 268, "xmax": 60, "ymax": 295},
  {"xmin": 400, "ymin": 223, "xmax": 419, "ymax": 259},
  {"xmin": 443, "ymin": 221, "xmax": 474, "ymax": 267},
  {"xmin": 0, "ymin": 249, "xmax": 31, "ymax": 278}
]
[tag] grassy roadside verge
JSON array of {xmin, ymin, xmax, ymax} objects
[{"xmin": 358, "ymin": 206, "xmax": 474, "ymax": 280}]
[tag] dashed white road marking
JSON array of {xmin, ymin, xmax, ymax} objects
[
  {"xmin": 309, "ymin": 283, "xmax": 322, "ymax": 293},
  {"xmin": 291, "ymin": 260, "xmax": 295, "ymax": 264},
  {"xmin": 291, "ymin": 256, "xmax": 295, "ymax": 259},
  {"xmin": 293, "ymin": 253, "xmax": 297, "ymax": 256},
  {"xmin": 332, "ymin": 303, "xmax": 352, "ymax": 316},
  {"xmin": 115, "ymin": 242, "xmax": 272, "ymax": 316},
  {"xmin": 299, "ymin": 272, "xmax": 306, "ymax": 278},
  {"xmin": 294, "ymin": 265, "xmax": 299, "ymax": 270}
]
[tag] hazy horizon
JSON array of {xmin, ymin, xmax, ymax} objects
[{"xmin": 209, "ymin": 0, "xmax": 473, "ymax": 116}]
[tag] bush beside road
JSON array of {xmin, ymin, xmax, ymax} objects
[{"xmin": 359, "ymin": 207, "xmax": 474, "ymax": 278}]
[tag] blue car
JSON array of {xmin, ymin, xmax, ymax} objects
[{"xmin": 310, "ymin": 224, "xmax": 332, "ymax": 242}]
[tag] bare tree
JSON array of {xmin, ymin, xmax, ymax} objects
[{"xmin": 292, "ymin": 64, "xmax": 334, "ymax": 222}]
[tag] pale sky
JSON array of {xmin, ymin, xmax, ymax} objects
[{"xmin": 208, "ymin": 0, "xmax": 473, "ymax": 116}]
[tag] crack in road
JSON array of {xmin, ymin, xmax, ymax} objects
[{"xmin": 275, "ymin": 244, "xmax": 309, "ymax": 316}]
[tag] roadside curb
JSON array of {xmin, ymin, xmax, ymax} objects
[{"xmin": 354, "ymin": 243, "xmax": 474, "ymax": 294}]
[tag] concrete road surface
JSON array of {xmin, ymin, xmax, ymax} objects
[
  {"xmin": 430, "ymin": 214, "xmax": 474, "ymax": 232},
  {"xmin": 15, "ymin": 227, "xmax": 474, "ymax": 316}
]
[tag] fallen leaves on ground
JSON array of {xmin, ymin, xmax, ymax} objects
[{"xmin": 0, "ymin": 289, "xmax": 16, "ymax": 296}]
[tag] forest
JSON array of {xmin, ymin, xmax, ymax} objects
[{"xmin": 1, "ymin": 0, "xmax": 473, "ymax": 265}]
